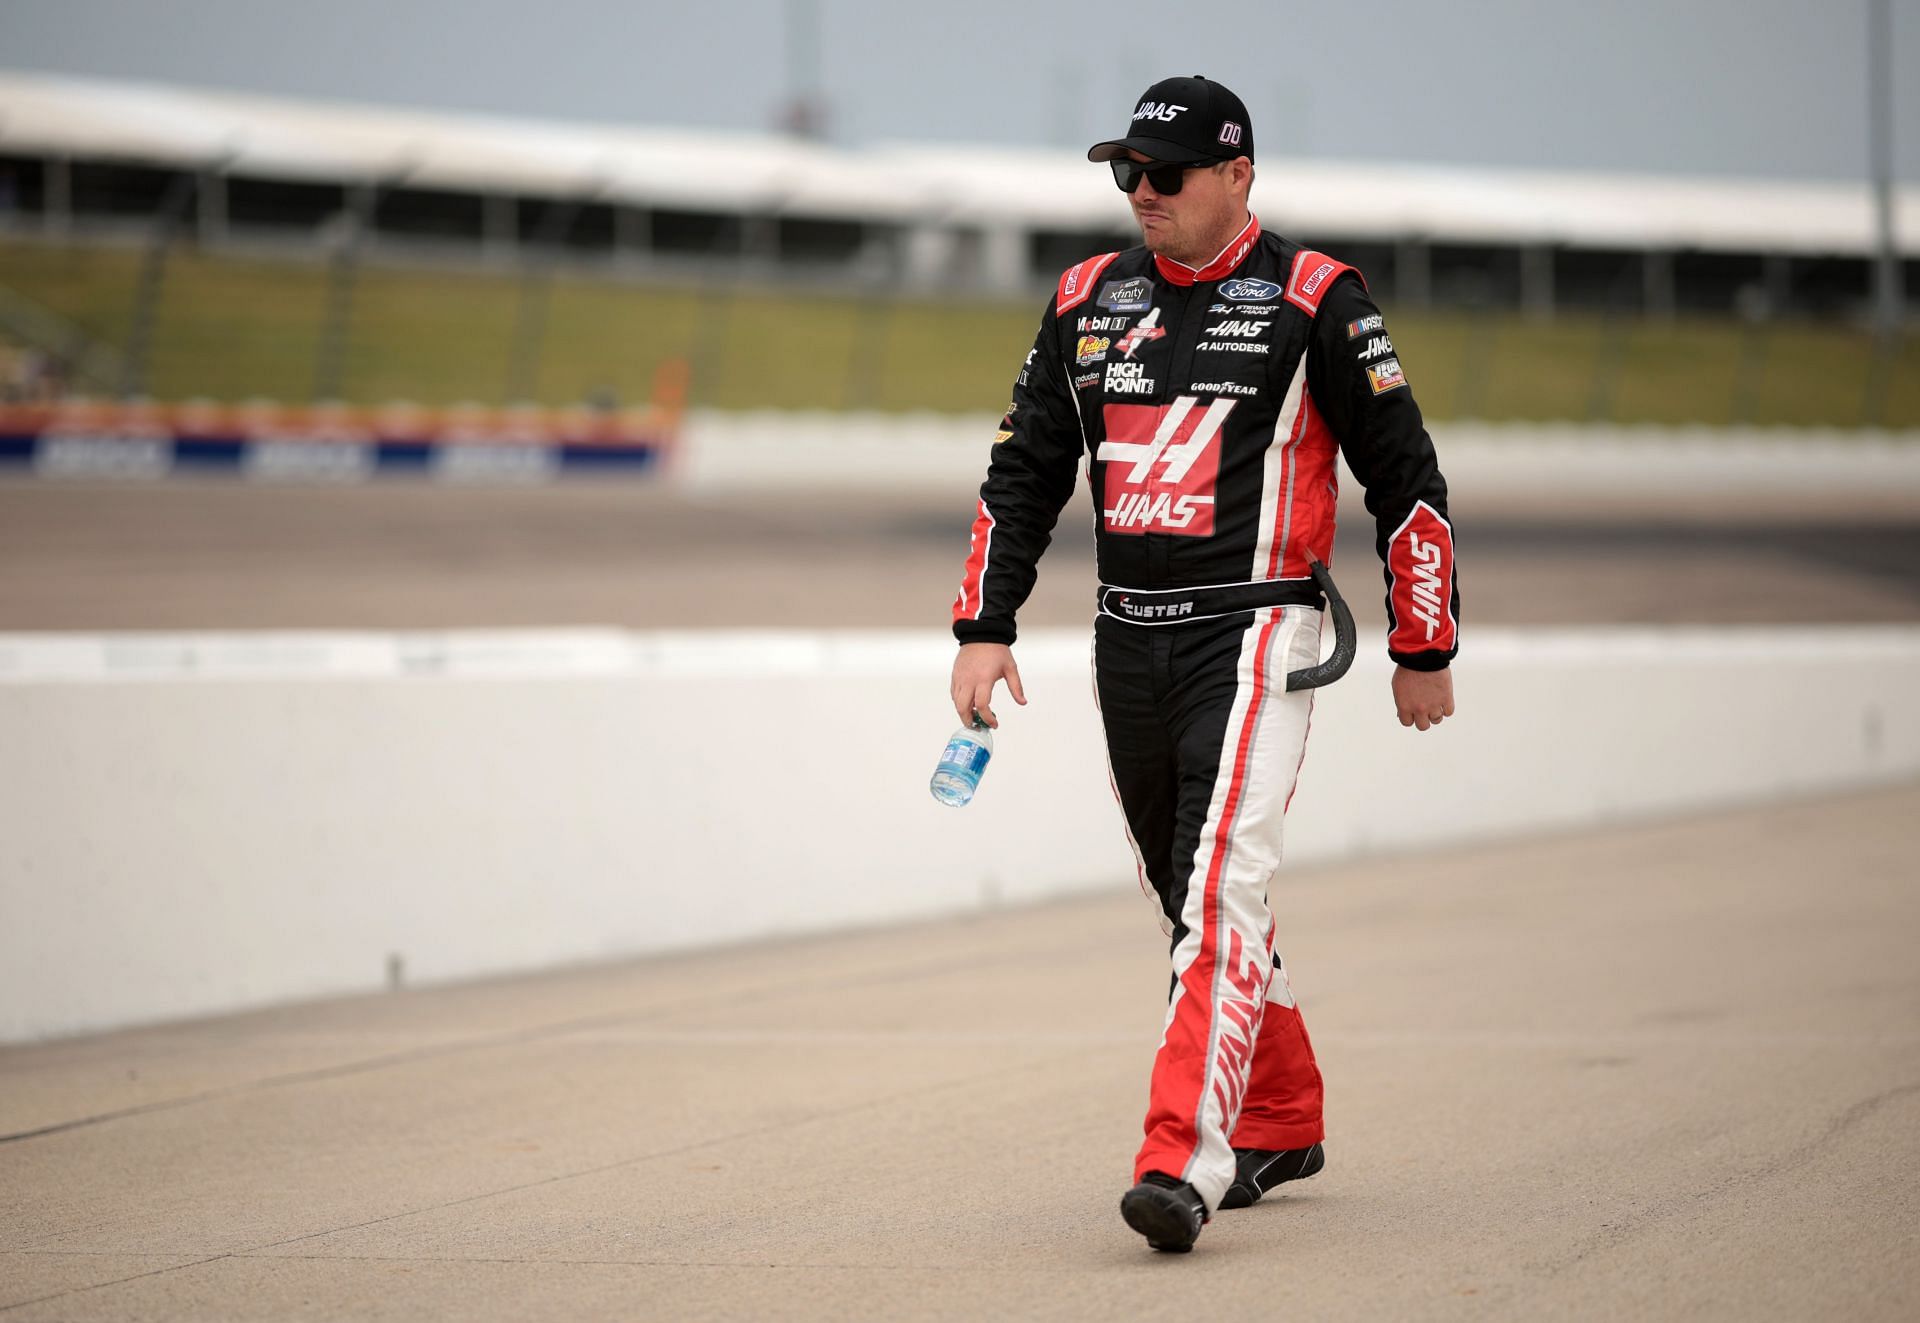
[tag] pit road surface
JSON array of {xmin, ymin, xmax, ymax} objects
[
  {"xmin": 3, "ymin": 785, "xmax": 1917, "ymax": 1321},
  {"xmin": 2, "ymin": 478, "xmax": 1918, "ymax": 629}
]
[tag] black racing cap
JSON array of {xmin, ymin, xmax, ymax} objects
[{"xmin": 1086, "ymin": 75, "xmax": 1254, "ymax": 166}]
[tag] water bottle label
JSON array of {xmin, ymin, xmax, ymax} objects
[
  {"xmin": 931, "ymin": 728, "xmax": 992, "ymax": 806},
  {"xmin": 939, "ymin": 737, "xmax": 990, "ymax": 779}
]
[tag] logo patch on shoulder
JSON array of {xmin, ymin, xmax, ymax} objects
[
  {"xmin": 1367, "ymin": 358, "xmax": 1408, "ymax": 394},
  {"xmin": 1097, "ymin": 277, "xmax": 1153, "ymax": 313},
  {"xmin": 1298, "ymin": 263, "xmax": 1336, "ymax": 297},
  {"xmin": 1345, "ymin": 314, "xmax": 1385, "ymax": 340},
  {"xmin": 1218, "ymin": 277, "xmax": 1283, "ymax": 302}
]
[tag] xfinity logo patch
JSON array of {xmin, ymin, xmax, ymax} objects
[
  {"xmin": 1218, "ymin": 278, "xmax": 1283, "ymax": 302},
  {"xmin": 1097, "ymin": 278, "xmax": 1153, "ymax": 313}
]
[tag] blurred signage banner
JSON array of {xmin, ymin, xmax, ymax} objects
[{"xmin": 0, "ymin": 399, "xmax": 676, "ymax": 482}]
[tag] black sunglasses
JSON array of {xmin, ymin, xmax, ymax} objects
[{"xmin": 1110, "ymin": 158, "xmax": 1215, "ymax": 195}]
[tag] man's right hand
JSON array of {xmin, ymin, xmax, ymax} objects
[{"xmin": 950, "ymin": 642, "xmax": 1027, "ymax": 728}]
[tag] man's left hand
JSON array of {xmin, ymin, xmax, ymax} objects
[{"xmin": 1393, "ymin": 666, "xmax": 1454, "ymax": 731}]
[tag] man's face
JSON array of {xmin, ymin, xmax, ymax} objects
[{"xmin": 1124, "ymin": 150, "xmax": 1238, "ymax": 262}]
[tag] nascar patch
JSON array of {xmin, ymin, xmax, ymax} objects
[
  {"xmin": 1367, "ymin": 358, "xmax": 1407, "ymax": 394},
  {"xmin": 1346, "ymin": 313, "xmax": 1385, "ymax": 340}
]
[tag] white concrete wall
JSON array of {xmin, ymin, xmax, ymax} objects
[
  {"xmin": 676, "ymin": 410, "xmax": 1920, "ymax": 505},
  {"xmin": 3, "ymin": 625, "xmax": 1917, "ymax": 1043}
]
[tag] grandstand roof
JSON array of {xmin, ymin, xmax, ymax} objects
[{"xmin": 1, "ymin": 69, "xmax": 1914, "ymax": 257}]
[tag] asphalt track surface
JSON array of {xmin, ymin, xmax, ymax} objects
[
  {"xmin": 3, "ymin": 785, "xmax": 1917, "ymax": 1320},
  {"xmin": 3, "ymin": 476, "xmax": 1917, "ymax": 1318},
  {"xmin": 2, "ymin": 477, "xmax": 1919, "ymax": 629}
]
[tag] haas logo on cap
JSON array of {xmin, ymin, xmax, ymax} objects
[{"xmin": 1133, "ymin": 101, "xmax": 1187, "ymax": 123}]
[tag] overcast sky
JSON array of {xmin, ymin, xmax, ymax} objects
[{"xmin": 3, "ymin": 0, "xmax": 1916, "ymax": 182}]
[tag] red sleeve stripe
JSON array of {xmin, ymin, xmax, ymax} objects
[
  {"xmin": 1384, "ymin": 499, "xmax": 1458, "ymax": 654},
  {"xmin": 1057, "ymin": 252, "xmax": 1120, "ymax": 314},
  {"xmin": 1282, "ymin": 249, "xmax": 1356, "ymax": 317},
  {"xmin": 1262, "ymin": 388, "xmax": 1313, "ymax": 581},
  {"xmin": 952, "ymin": 497, "xmax": 998, "ymax": 622}
]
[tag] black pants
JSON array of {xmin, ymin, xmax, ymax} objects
[{"xmin": 1092, "ymin": 606, "xmax": 1327, "ymax": 1210}]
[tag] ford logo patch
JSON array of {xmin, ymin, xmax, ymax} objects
[{"xmin": 1219, "ymin": 278, "xmax": 1283, "ymax": 302}]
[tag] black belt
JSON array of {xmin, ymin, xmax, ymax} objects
[
  {"xmin": 1098, "ymin": 560, "xmax": 1358, "ymax": 693},
  {"xmin": 1096, "ymin": 577, "xmax": 1322, "ymax": 627}
]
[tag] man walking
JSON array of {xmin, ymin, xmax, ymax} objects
[{"xmin": 948, "ymin": 75, "xmax": 1460, "ymax": 1252}]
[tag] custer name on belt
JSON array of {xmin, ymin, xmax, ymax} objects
[{"xmin": 1116, "ymin": 598, "xmax": 1197, "ymax": 619}]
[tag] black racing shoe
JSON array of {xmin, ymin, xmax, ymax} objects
[
  {"xmin": 1120, "ymin": 1171, "xmax": 1209, "ymax": 1252},
  {"xmin": 1218, "ymin": 1142, "xmax": 1325, "ymax": 1210}
]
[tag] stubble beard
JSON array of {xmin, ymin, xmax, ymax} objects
[
  {"xmin": 1134, "ymin": 189, "xmax": 1245, "ymax": 270},
  {"xmin": 1134, "ymin": 211, "xmax": 1192, "ymax": 266}
]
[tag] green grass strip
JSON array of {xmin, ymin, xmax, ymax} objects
[{"xmin": 2, "ymin": 240, "xmax": 1914, "ymax": 427}]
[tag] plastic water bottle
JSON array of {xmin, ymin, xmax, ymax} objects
[{"xmin": 929, "ymin": 718, "xmax": 994, "ymax": 807}]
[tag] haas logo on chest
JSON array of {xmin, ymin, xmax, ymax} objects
[{"xmin": 1097, "ymin": 396, "xmax": 1238, "ymax": 536}]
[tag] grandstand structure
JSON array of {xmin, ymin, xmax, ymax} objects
[{"xmin": 2, "ymin": 70, "xmax": 1915, "ymax": 317}]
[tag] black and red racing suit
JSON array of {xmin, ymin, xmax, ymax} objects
[
  {"xmin": 953, "ymin": 212, "xmax": 1458, "ymax": 663},
  {"xmin": 948, "ymin": 214, "xmax": 1460, "ymax": 1212}
]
